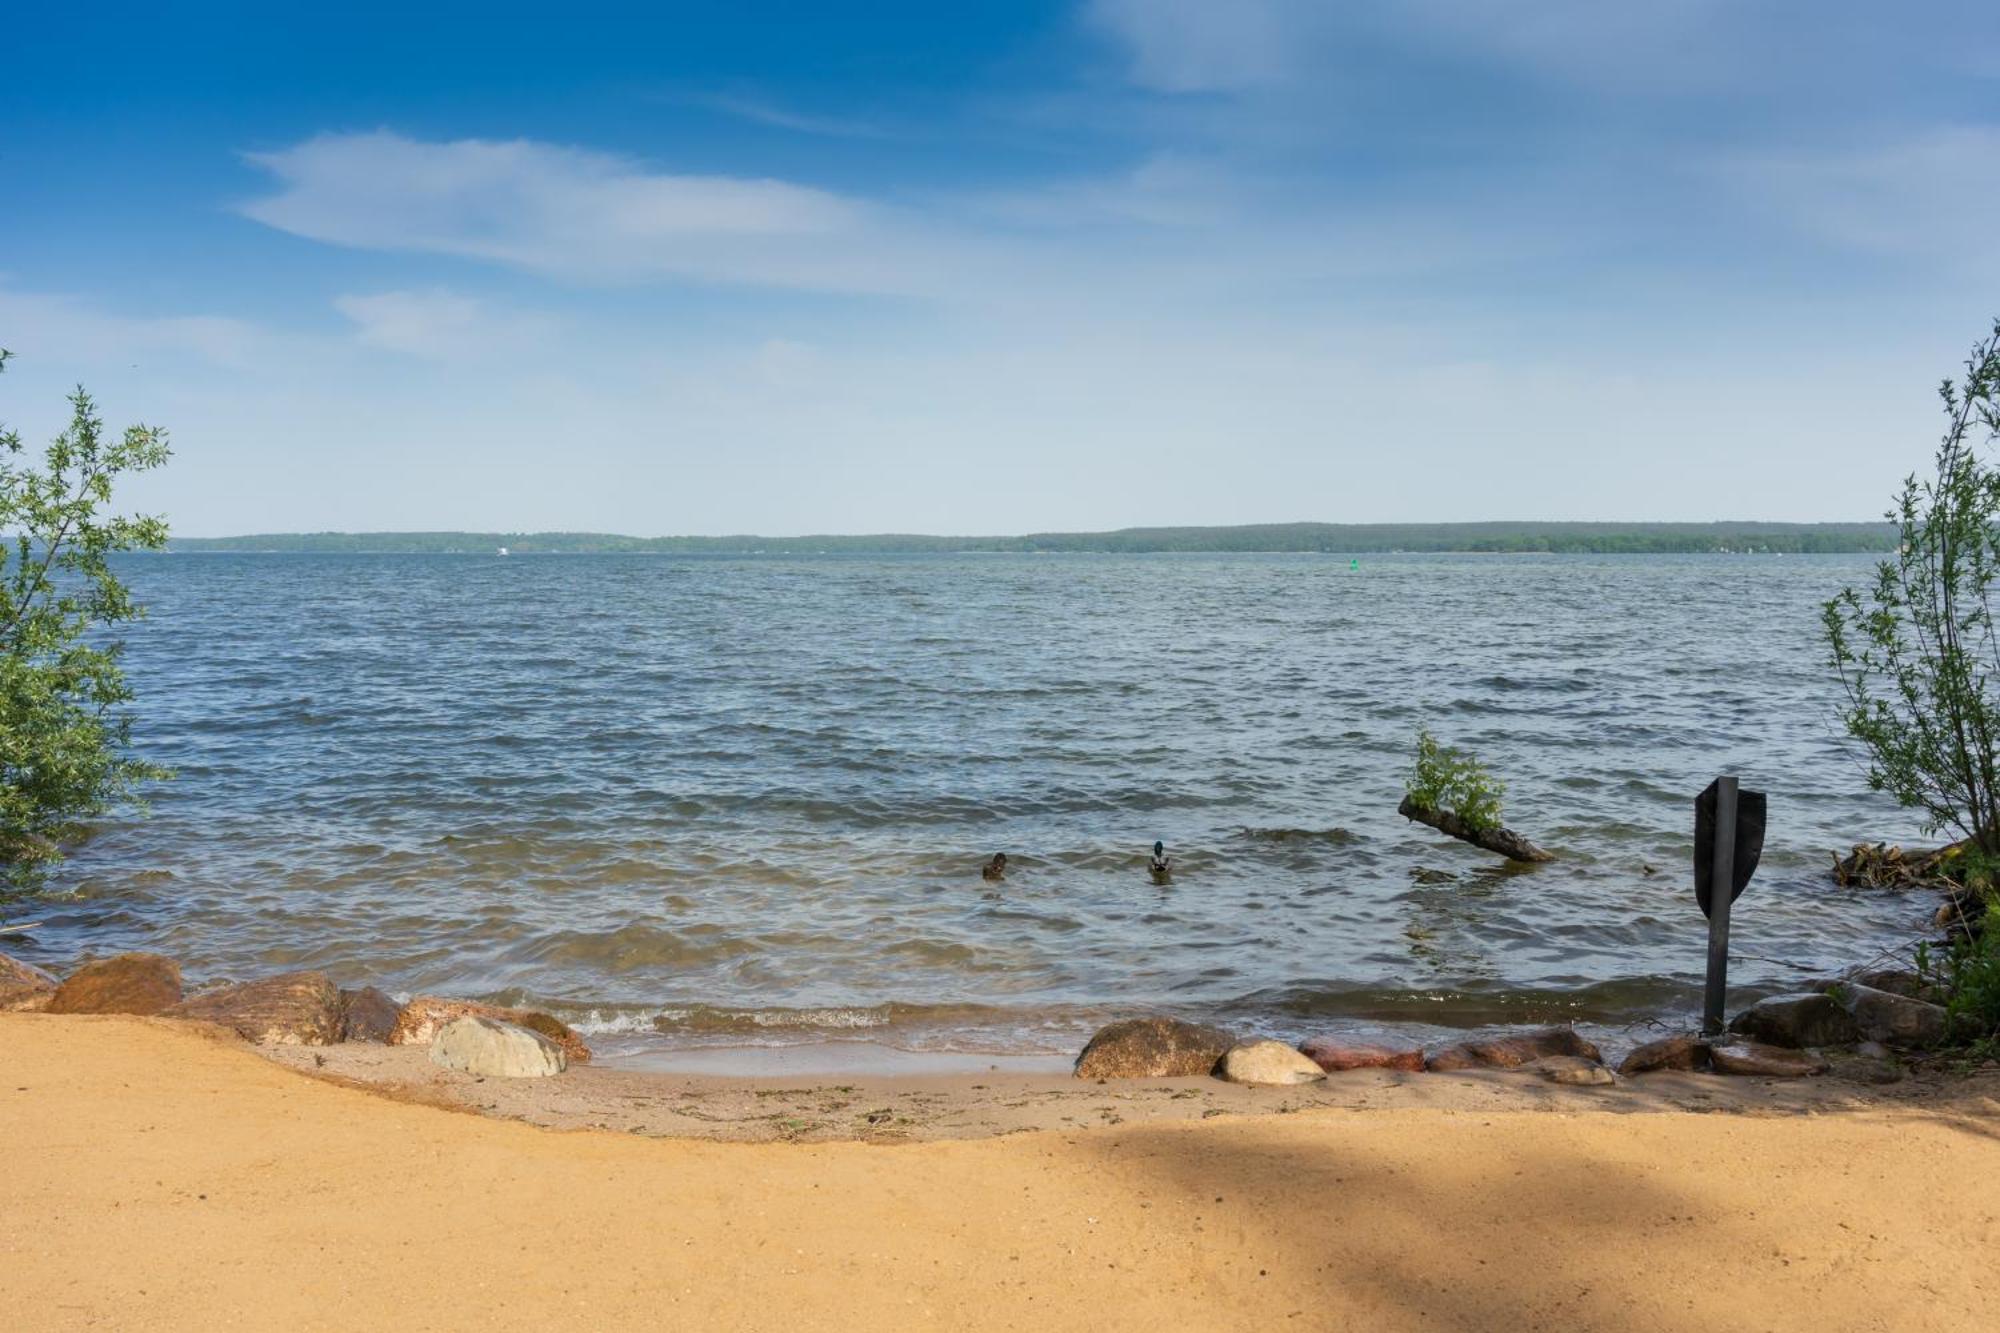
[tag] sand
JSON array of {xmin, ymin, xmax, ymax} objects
[{"xmin": 5, "ymin": 1014, "xmax": 1999, "ymax": 1331}]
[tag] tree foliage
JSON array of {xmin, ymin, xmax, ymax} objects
[
  {"xmin": 1405, "ymin": 728, "xmax": 1505, "ymax": 834},
  {"xmin": 0, "ymin": 350, "xmax": 171, "ymax": 906},
  {"xmin": 1824, "ymin": 322, "xmax": 2000, "ymax": 854}
]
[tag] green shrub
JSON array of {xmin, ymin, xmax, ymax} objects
[
  {"xmin": 1406, "ymin": 729, "xmax": 1505, "ymax": 834},
  {"xmin": 1, "ymin": 350, "xmax": 171, "ymax": 913},
  {"xmin": 1918, "ymin": 902, "xmax": 2000, "ymax": 1057}
]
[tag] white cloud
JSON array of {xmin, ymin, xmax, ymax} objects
[
  {"xmin": 1085, "ymin": 0, "xmax": 1298, "ymax": 92},
  {"xmin": 1720, "ymin": 127, "xmax": 2000, "ymax": 266},
  {"xmin": 241, "ymin": 131, "xmax": 956, "ymax": 294},
  {"xmin": 335, "ymin": 289, "xmax": 558, "ymax": 362}
]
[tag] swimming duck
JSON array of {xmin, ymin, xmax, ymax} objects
[
  {"xmin": 1148, "ymin": 841, "xmax": 1173, "ymax": 884},
  {"xmin": 982, "ymin": 853, "xmax": 1008, "ymax": 883}
]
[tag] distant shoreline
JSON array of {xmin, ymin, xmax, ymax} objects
[{"xmin": 163, "ymin": 520, "xmax": 1898, "ymax": 556}]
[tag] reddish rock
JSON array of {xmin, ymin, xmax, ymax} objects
[
  {"xmin": 1073, "ymin": 1017, "xmax": 1236, "ymax": 1079},
  {"xmin": 1428, "ymin": 1027, "xmax": 1602, "ymax": 1072},
  {"xmin": 1618, "ymin": 1033, "xmax": 1709, "ymax": 1075},
  {"xmin": 165, "ymin": 971, "xmax": 342, "ymax": 1045},
  {"xmin": 1298, "ymin": 1038, "xmax": 1425, "ymax": 1073},
  {"xmin": 1, "ymin": 951, "xmax": 59, "ymax": 1012},
  {"xmin": 338, "ymin": 986, "xmax": 402, "ymax": 1043},
  {"xmin": 46, "ymin": 953, "xmax": 182, "ymax": 1016},
  {"xmin": 390, "ymin": 995, "xmax": 591, "ymax": 1063},
  {"xmin": 1708, "ymin": 1039, "xmax": 1828, "ymax": 1078},
  {"xmin": 1424, "ymin": 1044, "xmax": 1484, "ymax": 1072}
]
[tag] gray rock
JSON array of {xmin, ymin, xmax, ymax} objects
[
  {"xmin": 1532, "ymin": 1055, "xmax": 1615, "ymax": 1086},
  {"xmin": 1842, "ymin": 983, "xmax": 1948, "ymax": 1049},
  {"xmin": 428, "ymin": 1016, "xmax": 567, "ymax": 1078},
  {"xmin": 1728, "ymin": 993, "xmax": 1859, "ymax": 1049},
  {"xmin": 1218, "ymin": 1040, "xmax": 1327, "ymax": 1086},
  {"xmin": 1074, "ymin": 1017, "xmax": 1236, "ymax": 1079},
  {"xmin": 1618, "ymin": 1033, "xmax": 1708, "ymax": 1075},
  {"xmin": 1707, "ymin": 1039, "xmax": 1829, "ymax": 1078}
]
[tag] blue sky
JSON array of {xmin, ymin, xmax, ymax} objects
[{"xmin": 3, "ymin": 1, "xmax": 1997, "ymax": 536}]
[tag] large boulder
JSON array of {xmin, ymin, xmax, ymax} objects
[
  {"xmin": 1708, "ymin": 1039, "xmax": 1829, "ymax": 1078},
  {"xmin": 46, "ymin": 953, "xmax": 182, "ymax": 1016},
  {"xmin": 1426, "ymin": 1027, "xmax": 1602, "ymax": 1072},
  {"xmin": 1842, "ymin": 984, "xmax": 1948, "ymax": 1050},
  {"xmin": 338, "ymin": 986, "xmax": 402, "ymax": 1043},
  {"xmin": 1, "ymin": 952, "xmax": 58, "ymax": 1012},
  {"xmin": 390, "ymin": 995, "xmax": 590, "ymax": 1063},
  {"xmin": 1218, "ymin": 1040, "xmax": 1327, "ymax": 1086},
  {"xmin": 1298, "ymin": 1038, "xmax": 1425, "ymax": 1073},
  {"xmin": 1074, "ymin": 1017, "xmax": 1236, "ymax": 1079},
  {"xmin": 1618, "ymin": 1033, "xmax": 1708, "ymax": 1076},
  {"xmin": 428, "ymin": 1016, "xmax": 567, "ymax": 1078},
  {"xmin": 1848, "ymin": 968, "xmax": 1942, "ymax": 1003},
  {"xmin": 1728, "ymin": 993, "xmax": 1859, "ymax": 1049},
  {"xmin": 165, "ymin": 971, "xmax": 342, "ymax": 1045},
  {"xmin": 1532, "ymin": 1055, "xmax": 1614, "ymax": 1087}
]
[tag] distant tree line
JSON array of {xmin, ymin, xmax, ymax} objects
[{"xmin": 165, "ymin": 521, "xmax": 1898, "ymax": 557}]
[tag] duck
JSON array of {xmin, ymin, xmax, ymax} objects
[
  {"xmin": 982, "ymin": 853, "xmax": 1008, "ymax": 883},
  {"xmin": 1148, "ymin": 840, "xmax": 1173, "ymax": 885}
]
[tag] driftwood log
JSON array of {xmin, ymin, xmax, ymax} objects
[{"xmin": 1397, "ymin": 795, "xmax": 1553, "ymax": 863}]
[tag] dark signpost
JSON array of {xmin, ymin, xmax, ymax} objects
[{"xmin": 1694, "ymin": 776, "xmax": 1767, "ymax": 1035}]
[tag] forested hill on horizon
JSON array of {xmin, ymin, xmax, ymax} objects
[{"xmin": 164, "ymin": 522, "xmax": 1899, "ymax": 555}]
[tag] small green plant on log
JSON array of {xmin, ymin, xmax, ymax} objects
[
  {"xmin": 0, "ymin": 349, "xmax": 172, "ymax": 914},
  {"xmin": 1824, "ymin": 320, "xmax": 2000, "ymax": 857},
  {"xmin": 1406, "ymin": 728, "xmax": 1504, "ymax": 833}
]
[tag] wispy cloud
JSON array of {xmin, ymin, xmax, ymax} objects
[
  {"xmin": 334, "ymin": 289, "xmax": 561, "ymax": 362},
  {"xmin": 240, "ymin": 132, "xmax": 963, "ymax": 295},
  {"xmin": 688, "ymin": 92, "xmax": 900, "ymax": 141}
]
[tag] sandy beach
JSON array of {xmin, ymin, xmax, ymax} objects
[{"xmin": 5, "ymin": 1013, "xmax": 1997, "ymax": 1331}]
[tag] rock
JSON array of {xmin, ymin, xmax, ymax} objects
[
  {"xmin": 1298, "ymin": 1038, "xmax": 1425, "ymax": 1073},
  {"xmin": 46, "ymin": 953, "xmax": 183, "ymax": 1016},
  {"xmin": 1426, "ymin": 1027, "xmax": 1602, "ymax": 1072},
  {"xmin": 1218, "ymin": 1040, "xmax": 1328, "ymax": 1086},
  {"xmin": 1073, "ymin": 1017, "xmax": 1236, "ymax": 1079},
  {"xmin": 165, "ymin": 971, "xmax": 342, "ymax": 1044},
  {"xmin": 1849, "ymin": 968, "xmax": 1938, "ymax": 1002},
  {"xmin": 390, "ymin": 995, "xmax": 591, "ymax": 1063},
  {"xmin": 1842, "ymin": 983, "xmax": 1948, "ymax": 1050},
  {"xmin": 1618, "ymin": 1033, "xmax": 1708, "ymax": 1075},
  {"xmin": 428, "ymin": 1016, "xmax": 567, "ymax": 1078},
  {"xmin": 1, "ymin": 951, "xmax": 59, "ymax": 1012},
  {"xmin": 1828, "ymin": 1048, "xmax": 1904, "ymax": 1085},
  {"xmin": 1532, "ymin": 1055, "xmax": 1615, "ymax": 1086},
  {"xmin": 338, "ymin": 986, "xmax": 402, "ymax": 1043},
  {"xmin": 1728, "ymin": 993, "xmax": 1860, "ymax": 1049},
  {"xmin": 1707, "ymin": 1039, "xmax": 1828, "ymax": 1078}
]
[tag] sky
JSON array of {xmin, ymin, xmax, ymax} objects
[{"xmin": 2, "ymin": 1, "xmax": 1997, "ymax": 537}]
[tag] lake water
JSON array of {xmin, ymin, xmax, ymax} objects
[{"xmin": 17, "ymin": 552, "xmax": 1943, "ymax": 1065}]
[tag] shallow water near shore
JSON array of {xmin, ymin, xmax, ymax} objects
[{"xmin": 18, "ymin": 551, "xmax": 1943, "ymax": 1067}]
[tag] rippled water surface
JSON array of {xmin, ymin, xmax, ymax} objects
[{"xmin": 20, "ymin": 553, "xmax": 1944, "ymax": 1062}]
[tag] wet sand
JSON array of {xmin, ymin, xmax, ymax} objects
[{"xmin": 4, "ymin": 1013, "xmax": 1998, "ymax": 1330}]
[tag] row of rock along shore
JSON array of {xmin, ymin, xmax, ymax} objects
[
  {"xmin": 0, "ymin": 949, "xmax": 1958, "ymax": 1086},
  {"xmin": 1077, "ymin": 964, "xmax": 1955, "ymax": 1087},
  {"xmin": 0, "ymin": 952, "xmax": 589, "ymax": 1078}
]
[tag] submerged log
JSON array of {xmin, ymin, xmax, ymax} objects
[
  {"xmin": 1397, "ymin": 795, "xmax": 1553, "ymax": 863},
  {"xmin": 1830, "ymin": 840, "xmax": 1967, "ymax": 890}
]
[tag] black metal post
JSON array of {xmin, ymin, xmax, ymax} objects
[{"xmin": 1701, "ymin": 776, "xmax": 1738, "ymax": 1036}]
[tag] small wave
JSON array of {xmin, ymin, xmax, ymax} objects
[{"xmin": 1234, "ymin": 826, "xmax": 1360, "ymax": 846}]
